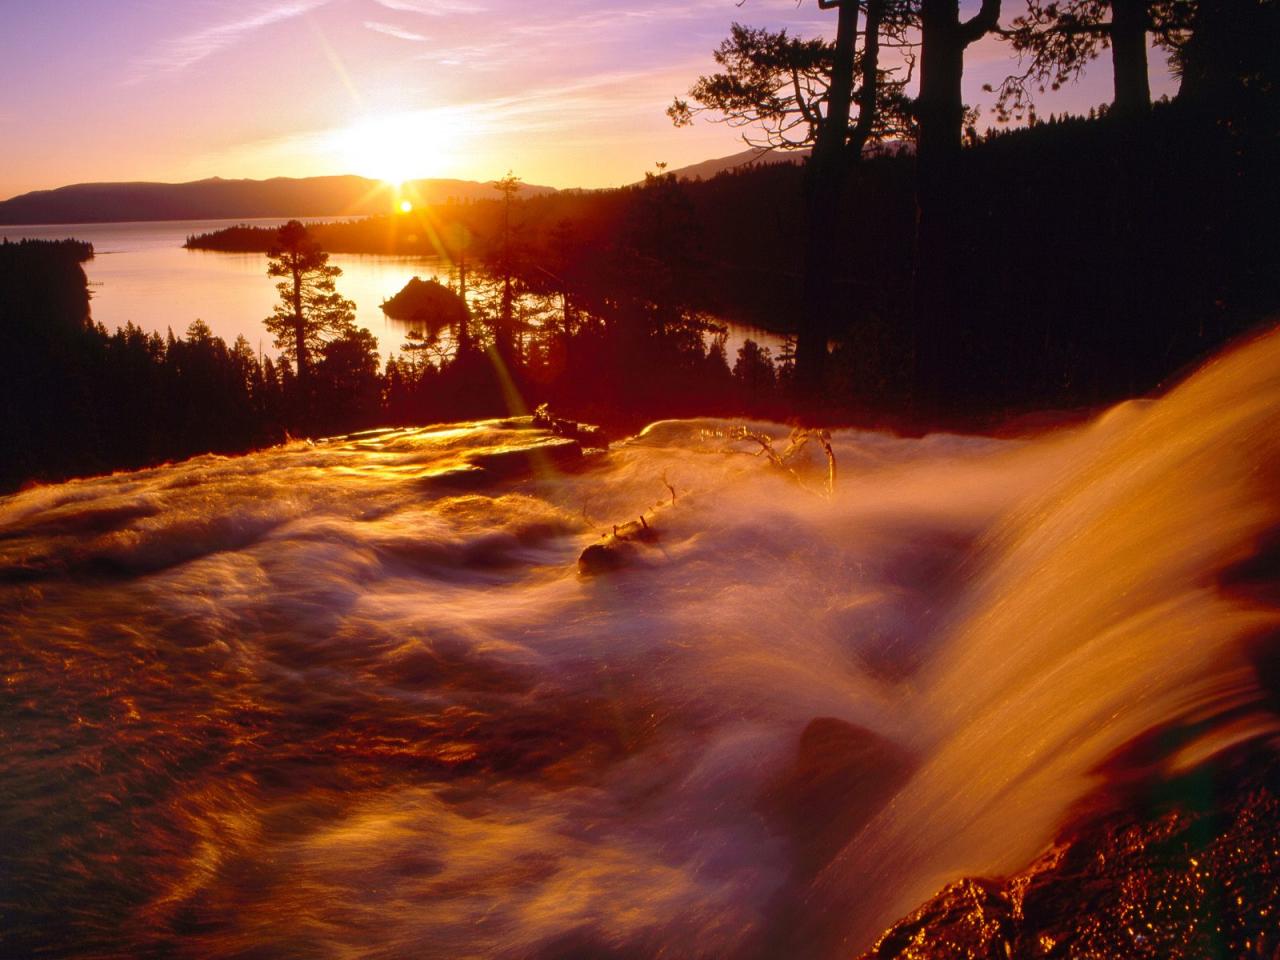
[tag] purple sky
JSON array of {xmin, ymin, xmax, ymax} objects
[{"xmin": 0, "ymin": 1, "xmax": 1178, "ymax": 198}]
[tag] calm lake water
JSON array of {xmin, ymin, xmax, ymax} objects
[{"xmin": 4, "ymin": 218, "xmax": 787, "ymax": 363}]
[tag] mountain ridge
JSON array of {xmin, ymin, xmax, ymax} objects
[
  {"xmin": 656, "ymin": 146, "xmax": 809, "ymax": 183},
  {"xmin": 1, "ymin": 148, "xmax": 822, "ymax": 225},
  {"xmin": 0, "ymin": 174, "xmax": 560, "ymax": 226}
]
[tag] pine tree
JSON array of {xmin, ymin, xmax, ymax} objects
[{"xmin": 263, "ymin": 220, "xmax": 356, "ymax": 388}]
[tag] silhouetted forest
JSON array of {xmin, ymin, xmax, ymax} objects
[
  {"xmin": 189, "ymin": 99, "xmax": 1280, "ymax": 414},
  {"xmin": 5, "ymin": 67, "xmax": 1278, "ymax": 489},
  {"xmin": 0, "ymin": 227, "xmax": 774, "ymax": 490}
]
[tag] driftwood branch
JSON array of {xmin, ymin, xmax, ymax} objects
[
  {"xmin": 661, "ymin": 471, "xmax": 677, "ymax": 505},
  {"xmin": 727, "ymin": 425, "xmax": 837, "ymax": 497}
]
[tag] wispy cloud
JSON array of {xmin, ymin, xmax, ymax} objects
[
  {"xmin": 414, "ymin": 37, "xmax": 512, "ymax": 69},
  {"xmin": 128, "ymin": 0, "xmax": 331, "ymax": 82},
  {"xmin": 408, "ymin": 0, "xmax": 738, "ymax": 71},
  {"xmin": 363, "ymin": 20, "xmax": 428, "ymax": 42},
  {"xmin": 373, "ymin": 0, "xmax": 485, "ymax": 15}
]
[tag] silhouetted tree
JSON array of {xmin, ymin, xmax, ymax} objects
[
  {"xmin": 734, "ymin": 338, "xmax": 778, "ymax": 400},
  {"xmin": 445, "ymin": 221, "xmax": 476, "ymax": 353},
  {"xmin": 621, "ymin": 165, "xmax": 703, "ymax": 342},
  {"xmin": 1171, "ymin": 0, "xmax": 1280, "ymax": 127},
  {"xmin": 668, "ymin": 11, "xmax": 913, "ymax": 153},
  {"xmin": 704, "ymin": 332, "xmax": 735, "ymax": 394},
  {"xmin": 491, "ymin": 172, "xmax": 522, "ymax": 359},
  {"xmin": 264, "ymin": 220, "xmax": 356, "ymax": 391},
  {"xmin": 316, "ymin": 327, "xmax": 382, "ymax": 430},
  {"xmin": 671, "ymin": 1, "xmax": 913, "ymax": 397},
  {"xmin": 914, "ymin": 0, "xmax": 1003, "ymax": 212},
  {"xmin": 992, "ymin": 1, "xmax": 1193, "ymax": 120},
  {"xmin": 912, "ymin": 0, "xmax": 1002, "ymax": 409}
]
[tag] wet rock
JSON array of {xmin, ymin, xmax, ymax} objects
[
  {"xmin": 577, "ymin": 515, "xmax": 657, "ymax": 577},
  {"xmin": 578, "ymin": 540, "xmax": 632, "ymax": 576},
  {"xmin": 532, "ymin": 403, "xmax": 608, "ymax": 447},
  {"xmin": 859, "ymin": 744, "xmax": 1280, "ymax": 960},
  {"xmin": 761, "ymin": 717, "xmax": 914, "ymax": 876},
  {"xmin": 866, "ymin": 878, "xmax": 1015, "ymax": 960}
]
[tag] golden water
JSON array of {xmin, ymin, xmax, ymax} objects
[{"xmin": 2, "ymin": 328, "xmax": 1277, "ymax": 958}]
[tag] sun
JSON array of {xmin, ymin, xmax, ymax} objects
[
  {"xmin": 328, "ymin": 108, "xmax": 475, "ymax": 189},
  {"xmin": 399, "ymin": 199, "xmax": 413, "ymax": 214},
  {"xmin": 333, "ymin": 113, "xmax": 439, "ymax": 187}
]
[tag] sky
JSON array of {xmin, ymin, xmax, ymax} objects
[{"xmin": 0, "ymin": 0, "xmax": 1179, "ymax": 199}]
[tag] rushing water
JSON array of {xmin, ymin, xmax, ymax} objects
[
  {"xmin": 2, "ymin": 219, "xmax": 788, "ymax": 363},
  {"xmin": 2, "ymin": 328, "xmax": 1278, "ymax": 958}
]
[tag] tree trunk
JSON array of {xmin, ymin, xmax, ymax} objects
[
  {"xmin": 457, "ymin": 253, "xmax": 472, "ymax": 354},
  {"xmin": 292, "ymin": 263, "xmax": 308, "ymax": 385},
  {"xmin": 850, "ymin": 0, "xmax": 885, "ymax": 156},
  {"xmin": 1109, "ymin": 0, "xmax": 1151, "ymax": 117},
  {"xmin": 1105, "ymin": 1, "xmax": 1152, "ymax": 394},
  {"xmin": 916, "ymin": 1, "xmax": 965, "ymax": 169},
  {"xmin": 794, "ymin": 0, "xmax": 860, "ymax": 401},
  {"xmin": 911, "ymin": 0, "xmax": 1000, "ymax": 416},
  {"xmin": 497, "ymin": 195, "xmax": 515, "ymax": 359},
  {"xmin": 912, "ymin": 0, "xmax": 966, "ymax": 410}
]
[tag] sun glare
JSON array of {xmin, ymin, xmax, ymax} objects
[
  {"xmin": 399, "ymin": 199, "xmax": 413, "ymax": 213},
  {"xmin": 332, "ymin": 112, "xmax": 460, "ymax": 187}
]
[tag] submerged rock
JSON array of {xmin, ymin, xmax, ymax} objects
[
  {"xmin": 577, "ymin": 514, "xmax": 658, "ymax": 577},
  {"xmin": 761, "ymin": 717, "xmax": 914, "ymax": 877},
  {"xmin": 577, "ymin": 540, "xmax": 632, "ymax": 576},
  {"xmin": 532, "ymin": 403, "xmax": 608, "ymax": 448},
  {"xmin": 859, "ymin": 744, "xmax": 1280, "ymax": 960}
]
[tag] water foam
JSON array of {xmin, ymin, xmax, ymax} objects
[{"xmin": 2, "ymin": 330, "xmax": 1278, "ymax": 958}]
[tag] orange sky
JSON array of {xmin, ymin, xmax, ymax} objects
[{"xmin": 0, "ymin": 1, "xmax": 1178, "ymax": 199}]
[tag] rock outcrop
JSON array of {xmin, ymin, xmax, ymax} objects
[{"xmin": 860, "ymin": 744, "xmax": 1280, "ymax": 960}]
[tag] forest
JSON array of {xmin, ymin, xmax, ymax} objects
[{"xmin": 3, "ymin": 0, "xmax": 1278, "ymax": 490}]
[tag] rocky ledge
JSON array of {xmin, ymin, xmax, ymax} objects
[{"xmin": 860, "ymin": 743, "xmax": 1280, "ymax": 960}]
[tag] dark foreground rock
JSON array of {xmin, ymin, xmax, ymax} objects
[
  {"xmin": 578, "ymin": 514, "xmax": 659, "ymax": 576},
  {"xmin": 762, "ymin": 717, "xmax": 914, "ymax": 877},
  {"xmin": 532, "ymin": 403, "xmax": 607, "ymax": 449},
  {"xmin": 860, "ymin": 744, "xmax": 1280, "ymax": 960}
]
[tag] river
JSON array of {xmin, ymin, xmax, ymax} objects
[{"xmin": 2, "ymin": 326, "xmax": 1277, "ymax": 957}]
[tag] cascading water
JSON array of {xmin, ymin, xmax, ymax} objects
[
  {"xmin": 812, "ymin": 330, "xmax": 1280, "ymax": 953},
  {"xmin": 2, "ymin": 328, "xmax": 1277, "ymax": 959}
]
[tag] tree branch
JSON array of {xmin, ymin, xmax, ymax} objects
[
  {"xmin": 793, "ymin": 67, "xmax": 818, "ymax": 127},
  {"xmin": 959, "ymin": 0, "xmax": 1002, "ymax": 47}
]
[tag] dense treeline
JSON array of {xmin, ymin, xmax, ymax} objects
[
  {"xmin": 190, "ymin": 98, "xmax": 1280, "ymax": 419},
  {"xmin": 0, "ymin": 232, "xmax": 782, "ymax": 490},
  {"xmin": 1, "ymin": 240, "xmax": 270, "ymax": 487}
]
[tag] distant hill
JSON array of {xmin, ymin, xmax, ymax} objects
[
  {"xmin": 655, "ymin": 141, "xmax": 914, "ymax": 184},
  {"xmin": 659, "ymin": 147, "xmax": 809, "ymax": 183},
  {"xmin": 0, "ymin": 175, "xmax": 559, "ymax": 226}
]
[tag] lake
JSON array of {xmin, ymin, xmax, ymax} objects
[{"xmin": 4, "ymin": 218, "xmax": 788, "ymax": 363}]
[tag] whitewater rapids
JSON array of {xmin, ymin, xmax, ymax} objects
[{"xmin": 3, "ymin": 329, "xmax": 1279, "ymax": 959}]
